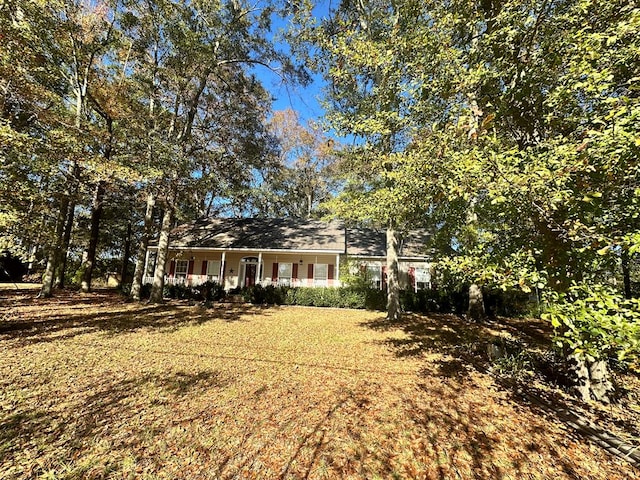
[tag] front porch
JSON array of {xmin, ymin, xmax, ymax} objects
[
  {"xmin": 144, "ymin": 249, "xmax": 342, "ymax": 291},
  {"xmin": 142, "ymin": 275, "xmax": 340, "ymax": 289}
]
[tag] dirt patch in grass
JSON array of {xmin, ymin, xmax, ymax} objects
[{"xmin": 1, "ymin": 290, "xmax": 638, "ymax": 479}]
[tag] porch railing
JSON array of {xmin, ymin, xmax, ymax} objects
[{"xmin": 142, "ymin": 275, "xmax": 340, "ymax": 288}]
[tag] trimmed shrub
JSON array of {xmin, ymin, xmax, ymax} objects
[
  {"xmin": 280, "ymin": 287, "xmax": 384, "ymax": 310},
  {"xmin": 400, "ymin": 288, "xmax": 468, "ymax": 314},
  {"xmin": 163, "ymin": 283, "xmax": 193, "ymax": 300},
  {"xmin": 242, "ymin": 285, "xmax": 288, "ymax": 305},
  {"xmin": 195, "ymin": 281, "xmax": 225, "ymax": 302}
]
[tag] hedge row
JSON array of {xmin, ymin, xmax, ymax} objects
[
  {"xmin": 121, "ymin": 282, "xmax": 532, "ymax": 316},
  {"xmin": 120, "ymin": 281, "xmax": 225, "ymax": 302}
]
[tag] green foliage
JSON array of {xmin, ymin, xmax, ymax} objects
[
  {"xmin": 281, "ymin": 287, "xmax": 385, "ymax": 310},
  {"xmin": 242, "ymin": 285, "xmax": 288, "ymax": 305},
  {"xmin": 243, "ymin": 109, "xmax": 337, "ymax": 218},
  {"xmin": 488, "ymin": 339, "xmax": 533, "ymax": 380},
  {"xmin": 195, "ymin": 281, "xmax": 226, "ymax": 303},
  {"xmin": 437, "ymin": 250, "xmax": 548, "ymax": 294},
  {"xmin": 400, "ymin": 289, "xmax": 468, "ymax": 315},
  {"xmin": 543, "ymin": 284, "xmax": 640, "ymax": 371},
  {"xmin": 163, "ymin": 284, "xmax": 194, "ymax": 300}
]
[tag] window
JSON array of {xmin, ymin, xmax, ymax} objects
[
  {"xmin": 278, "ymin": 263, "xmax": 292, "ymax": 285},
  {"xmin": 366, "ymin": 265, "xmax": 382, "ymax": 289},
  {"xmin": 415, "ymin": 267, "xmax": 431, "ymax": 290},
  {"xmin": 207, "ymin": 260, "xmax": 220, "ymax": 282},
  {"xmin": 314, "ymin": 263, "xmax": 328, "ymax": 285},
  {"xmin": 175, "ymin": 259, "xmax": 188, "ymax": 278}
]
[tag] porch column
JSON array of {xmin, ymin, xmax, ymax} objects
[
  {"xmin": 335, "ymin": 253, "xmax": 340, "ymax": 287},
  {"xmin": 258, "ymin": 252, "xmax": 263, "ymax": 285},
  {"xmin": 220, "ymin": 251, "xmax": 226, "ymax": 287}
]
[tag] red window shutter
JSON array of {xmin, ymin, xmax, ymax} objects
[
  {"xmin": 382, "ymin": 266, "xmax": 387, "ymax": 288},
  {"xmin": 187, "ymin": 260, "xmax": 194, "ymax": 276},
  {"xmin": 292, "ymin": 263, "xmax": 298, "ymax": 280},
  {"xmin": 308, "ymin": 264, "xmax": 314, "ymax": 279},
  {"xmin": 169, "ymin": 260, "xmax": 175, "ymax": 277},
  {"xmin": 201, "ymin": 261, "xmax": 208, "ymax": 276},
  {"xmin": 328, "ymin": 264, "xmax": 334, "ymax": 280},
  {"xmin": 272, "ymin": 262, "xmax": 278, "ymax": 281},
  {"xmin": 409, "ymin": 267, "xmax": 416, "ymax": 287}
]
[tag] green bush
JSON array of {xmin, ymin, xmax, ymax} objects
[
  {"xmin": 163, "ymin": 283, "xmax": 193, "ymax": 300},
  {"xmin": 195, "ymin": 281, "xmax": 225, "ymax": 302},
  {"xmin": 242, "ymin": 284, "xmax": 289, "ymax": 305},
  {"xmin": 279, "ymin": 287, "xmax": 384, "ymax": 310},
  {"xmin": 488, "ymin": 339, "xmax": 533, "ymax": 379},
  {"xmin": 542, "ymin": 284, "xmax": 640, "ymax": 371},
  {"xmin": 400, "ymin": 288, "xmax": 470, "ymax": 314}
]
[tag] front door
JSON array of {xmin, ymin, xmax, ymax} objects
[{"xmin": 244, "ymin": 264, "xmax": 257, "ymax": 287}]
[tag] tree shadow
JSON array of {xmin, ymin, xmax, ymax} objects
[
  {"xmin": 362, "ymin": 312, "xmax": 640, "ymax": 472},
  {"xmin": 0, "ymin": 289, "xmax": 269, "ymax": 348},
  {"xmin": 364, "ymin": 313, "xmax": 506, "ymax": 372},
  {"xmin": 0, "ymin": 369, "xmax": 231, "ymax": 471}
]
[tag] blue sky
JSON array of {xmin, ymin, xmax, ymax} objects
[
  {"xmin": 264, "ymin": 71, "xmax": 327, "ymax": 124},
  {"xmin": 253, "ymin": 1, "xmax": 335, "ymax": 127}
]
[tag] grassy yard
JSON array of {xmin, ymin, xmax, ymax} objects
[{"xmin": 1, "ymin": 289, "xmax": 638, "ymax": 479}]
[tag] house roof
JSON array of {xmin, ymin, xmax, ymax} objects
[
  {"xmin": 154, "ymin": 217, "xmax": 431, "ymax": 259},
  {"xmin": 159, "ymin": 217, "xmax": 346, "ymax": 252},
  {"xmin": 346, "ymin": 227, "xmax": 431, "ymax": 258}
]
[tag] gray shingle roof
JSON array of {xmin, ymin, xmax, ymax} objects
[
  {"xmin": 157, "ymin": 218, "xmax": 431, "ymax": 259},
  {"xmin": 346, "ymin": 228, "xmax": 431, "ymax": 258},
  {"xmin": 164, "ymin": 218, "xmax": 346, "ymax": 252}
]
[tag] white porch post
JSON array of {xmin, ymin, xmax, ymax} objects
[
  {"xmin": 335, "ymin": 253, "xmax": 340, "ymax": 287},
  {"xmin": 258, "ymin": 252, "xmax": 263, "ymax": 284},
  {"xmin": 220, "ymin": 251, "xmax": 226, "ymax": 288}
]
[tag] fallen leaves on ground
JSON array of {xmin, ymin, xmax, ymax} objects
[{"xmin": 0, "ymin": 289, "xmax": 637, "ymax": 479}]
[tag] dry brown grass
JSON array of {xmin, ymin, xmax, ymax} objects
[{"xmin": 0, "ymin": 289, "xmax": 637, "ymax": 479}]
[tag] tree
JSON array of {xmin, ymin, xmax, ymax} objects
[
  {"xmin": 422, "ymin": 0, "xmax": 640, "ymax": 398},
  {"xmin": 245, "ymin": 108, "xmax": 336, "ymax": 219},
  {"xmin": 1, "ymin": 0, "xmax": 77, "ymax": 296},
  {"xmin": 295, "ymin": 0, "xmax": 450, "ymax": 321},
  {"xmin": 119, "ymin": 0, "xmax": 308, "ymax": 303}
]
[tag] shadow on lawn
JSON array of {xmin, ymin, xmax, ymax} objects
[
  {"xmin": 0, "ymin": 289, "xmax": 267, "ymax": 347},
  {"xmin": 0, "ymin": 369, "xmax": 230, "ymax": 471},
  {"xmin": 363, "ymin": 313, "xmax": 640, "ymax": 475},
  {"xmin": 365, "ymin": 313, "xmax": 507, "ymax": 370}
]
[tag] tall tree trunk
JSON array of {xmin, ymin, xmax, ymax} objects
[
  {"xmin": 622, "ymin": 247, "xmax": 632, "ymax": 299},
  {"xmin": 120, "ymin": 220, "xmax": 132, "ymax": 286},
  {"xmin": 386, "ymin": 226, "xmax": 401, "ymax": 321},
  {"xmin": 55, "ymin": 196, "xmax": 76, "ymax": 289},
  {"xmin": 131, "ymin": 192, "xmax": 156, "ymax": 301},
  {"xmin": 150, "ymin": 186, "xmax": 176, "ymax": 303},
  {"xmin": 55, "ymin": 162, "xmax": 80, "ymax": 288},
  {"xmin": 80, "ymin": 181, "xmax": 105, "ymax": 293},
  {"xmin": 40, "ymin": 199, "xmax": 68, "ymax": 298}
]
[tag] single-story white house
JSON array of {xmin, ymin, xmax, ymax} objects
[{"xmin": 144, "ymin": 218, "xmax": 432, "ymax": 291}]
